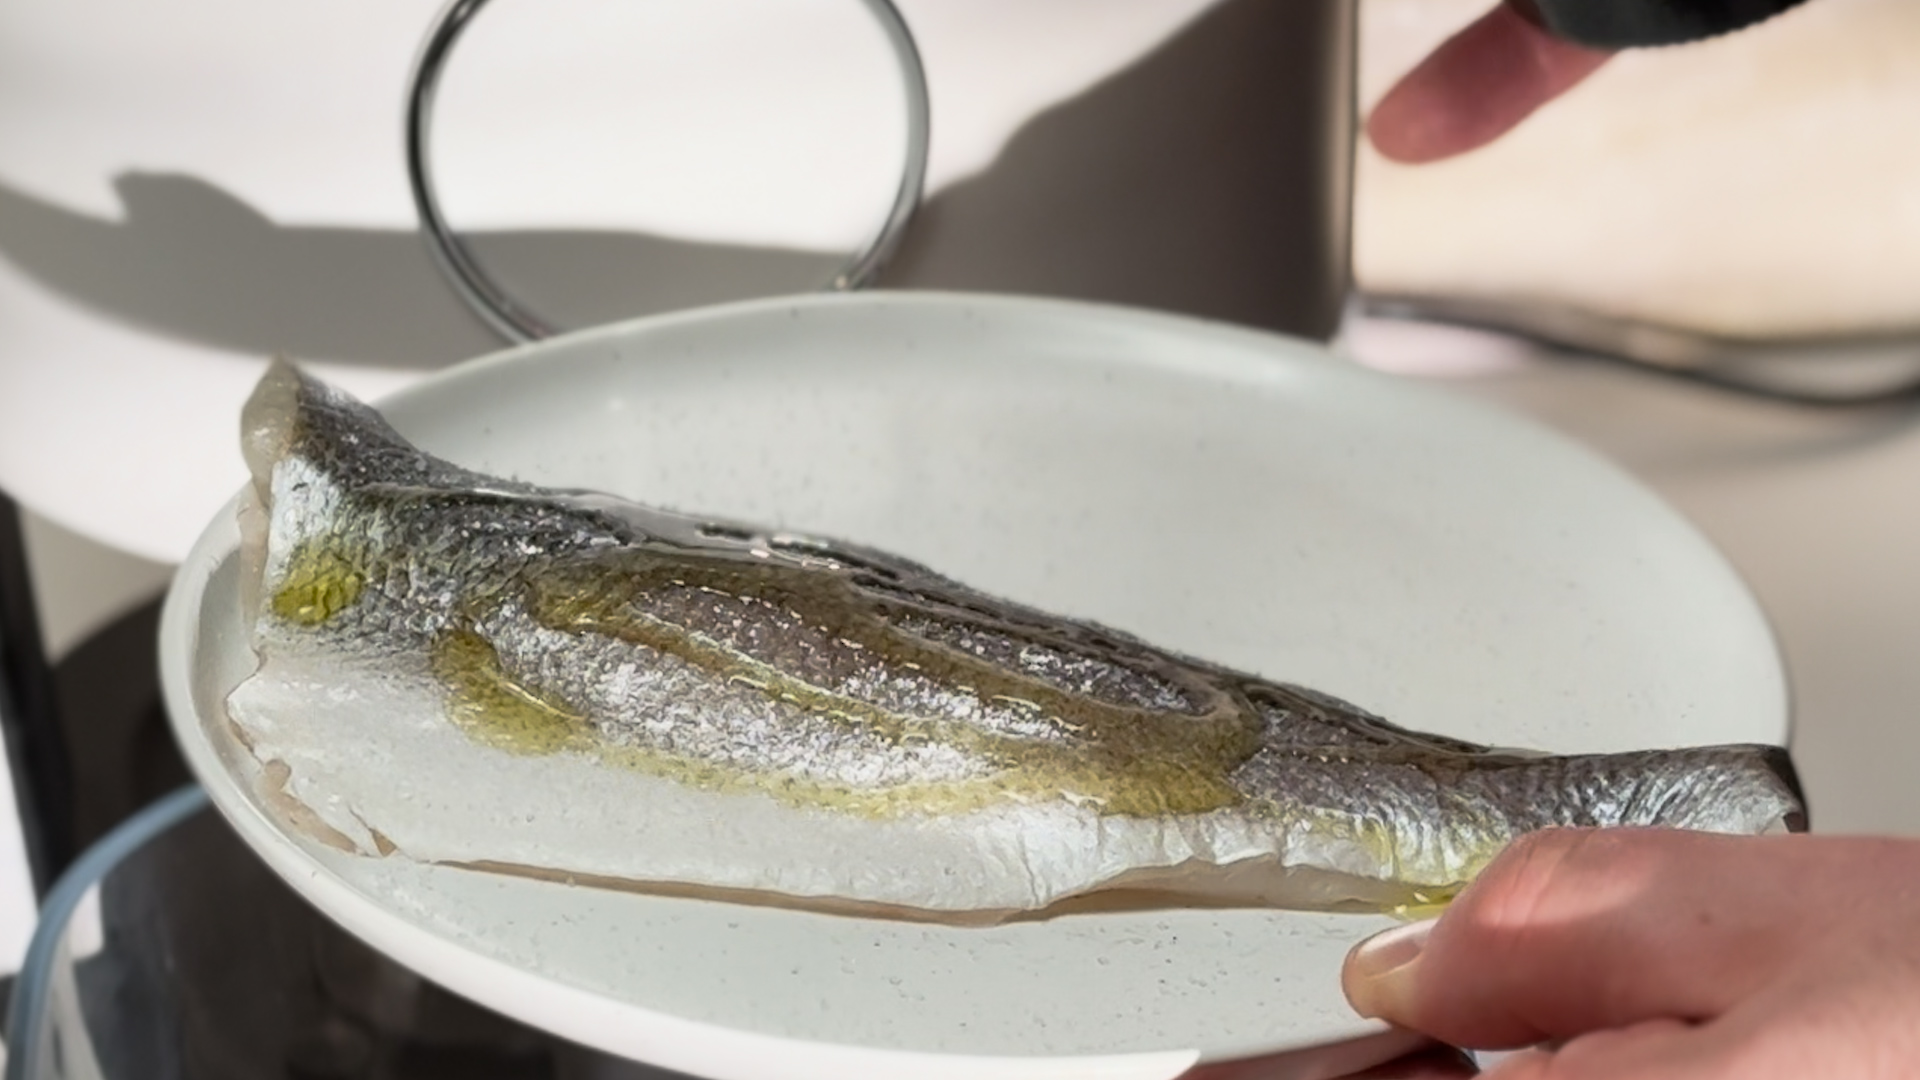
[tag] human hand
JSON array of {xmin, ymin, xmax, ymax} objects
[
  {"xmin": 1366, "ymin": 1, "xmax": 1611, "ymax": 163},
  {"xmin": 1342, "ymin": 826, "xmax": 1920, "ymax": 1076}
]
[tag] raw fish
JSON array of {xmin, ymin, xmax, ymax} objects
[{"xmin": 226, "ymin": 362, "xmax": 1805, "ymax": 919}]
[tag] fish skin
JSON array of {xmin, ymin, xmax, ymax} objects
[{"xmin": 226, "ymin": 361, "xmax": 1806, "ymax": 917}]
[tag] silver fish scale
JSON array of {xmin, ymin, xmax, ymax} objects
[
  {"xmin": 627, "ymin": 583, "xmax": 1076, "ymax": 743},
  {"xmin": 477, "ymin": 602, "xmax": 991, "ymax": 788},
  {"xmin": 1242, "ymin": 685, "xmax": 1494, "ymax": 756},
  {"xmin": 1437, "ymin": 748, "xmax": 1799, "ymax": 836},
  {"xmin": 320, "ymin": 496, "xmax": 615, "ymax": 649},
  {"xmin": 1246, "ymin": 693, "xmax": 1404, "ymax": 750},
  {"xmin": 884, "ymin": 611, "xmax": 1201, "ymax": 714},
  {"xmin": 292, "ymin": 379, "xmax": 547, "ymax": 504},
  {"xmin": 1227, "ymin": 733, "xmax": 1798, "ymax": 883}
]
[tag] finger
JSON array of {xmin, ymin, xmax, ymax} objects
[
  {"xmin": 1183, "ymin": 1041, "xmax": 1476, "ymax": 1079},
  {"xmin": 1342, "ymin": 829, "xmax": 1914, "ymax": 1047},
  {"xmin": 1365, "ymin": 0, "xmax": 1611, "ymax": 164},
  {"xmin": 1482, "ymin": 1019, "xmax": 1703, "ymax": 1079}
]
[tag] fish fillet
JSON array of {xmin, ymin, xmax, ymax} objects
[{"xmin": 225, "ymin": 361, "xmax": 1805, "ymax": 919}]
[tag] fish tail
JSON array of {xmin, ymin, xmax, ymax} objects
[{"xmin": 1757, "ymin": 743, "xmax": 1809, "ymax": 831}]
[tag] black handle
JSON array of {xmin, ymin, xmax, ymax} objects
[{"xmin": 1530, "ymin": 0, "xmax": 1811, "ymax": 48}]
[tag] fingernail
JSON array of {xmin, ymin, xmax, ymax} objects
[{"xmin": 1343, "ymin": 918, "xmax": 1436, "ymax": 1020}]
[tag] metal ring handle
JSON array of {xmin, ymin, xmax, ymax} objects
[{"xmin": 406, "ymin": 0, "xmax": 931, "ymax": 344}]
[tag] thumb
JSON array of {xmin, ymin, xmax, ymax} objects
[{"xmin": 1339, "ymin": 828, "xmax": 1850, "ymax": 1048}]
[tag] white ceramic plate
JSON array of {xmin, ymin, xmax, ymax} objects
[{"xmin": 160, "ymin": 292, "xmax": 1787, "ymax": 1080}]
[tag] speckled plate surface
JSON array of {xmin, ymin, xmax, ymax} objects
[{"xmin": 160, "ymin": 292, "xmax": 1787, "ymax": 1079}]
